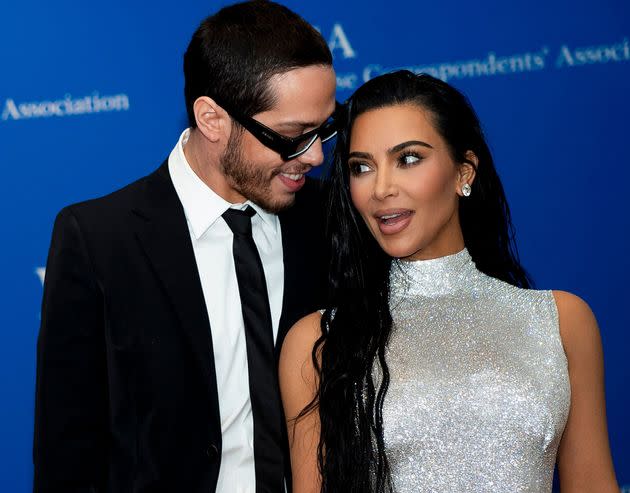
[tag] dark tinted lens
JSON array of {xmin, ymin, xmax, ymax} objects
[
  {"xmin": 293, "ymin": 134, "xmax": 319, "ymax": 155},
  {"xmin": 284, "ymin": 114, "xmax": 339, "ymax": 159},
  {"xmin": 320, "ymin": 119, "xmax": 338, "ymax": 142}
]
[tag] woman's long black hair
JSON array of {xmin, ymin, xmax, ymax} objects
[{"xmin": 307, "ymin": 71, "xmax": 531, "ymax": 491}]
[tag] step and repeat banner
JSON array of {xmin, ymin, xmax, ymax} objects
[{"xmin": 1, "ymin": 0, "xmax": 628, "ymax": 491}]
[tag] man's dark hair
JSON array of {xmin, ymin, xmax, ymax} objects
[{"xmin": 184, "ymin": 0, "xmax": 333, "ymax": 127}]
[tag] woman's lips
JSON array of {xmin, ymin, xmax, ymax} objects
[{"xmin": 374, "ymin": 209, "xmax": 414, "ymax": 235}]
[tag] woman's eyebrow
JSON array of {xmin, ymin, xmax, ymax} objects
[
  {"xmin": 348, "ymin": 151, "xmax": 373, "ymax": 160},
  {"xmin": 388, "ymin": 140, "xmax": 433, "ymax": 154},
  {"xmin": 349, "ymin": 141, "xmax": 433, "ymax": 160}
]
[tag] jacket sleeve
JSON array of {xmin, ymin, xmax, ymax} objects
[{"xmin": 33, "ymin": 207, "xmax": 108, "ymax": 493}]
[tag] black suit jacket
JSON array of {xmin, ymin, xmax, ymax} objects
[{"xmin": 33, "ymin": 162, "xmax": 327, "ymax": 493}]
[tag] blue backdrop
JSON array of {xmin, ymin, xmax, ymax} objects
[{"xmin": 1, "ymin": 1, "xmax": 628, "ymax": 491}]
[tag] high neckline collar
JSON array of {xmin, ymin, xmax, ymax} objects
[{"xmin": 390, "ymin": 248, "xmax": 477, "ymax": 297}]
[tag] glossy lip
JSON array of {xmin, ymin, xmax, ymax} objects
[{"xmin": 373, "ymin": 208, "xmax": 414, "ymax": 235}]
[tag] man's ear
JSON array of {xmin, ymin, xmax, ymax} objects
[
  {"xmin": 192, "ymin": 96, "xmax": 230, "ymax": 143},
  {"xmin": 456, "ymin": 150, "xmax": 478, "ymax": 196}
]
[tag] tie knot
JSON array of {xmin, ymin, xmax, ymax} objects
[{"xmin": 222, "ymin": 206, "xmax": 256, "ymax": 236}]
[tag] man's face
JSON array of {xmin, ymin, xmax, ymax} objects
[{"xmin": 221, "ymin": 65, "xmax": 336, "ymax": 213}]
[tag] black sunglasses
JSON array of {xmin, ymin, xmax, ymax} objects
[{"xmin": 220, "ymin": 102, "xmax": 341, "ymax": 161}]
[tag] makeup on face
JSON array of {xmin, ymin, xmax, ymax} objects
[{"xmin": 347, "ymin": 104, "xmax": 465, "ymax": 260}]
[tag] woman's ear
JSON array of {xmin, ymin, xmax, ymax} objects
[
  {"xmin": 456, "ymin": 150, "xmax": 478, "ymax": 196},
  {"xmin": 192, "ymin": 96, "xmax": 230, "ymax": 143}
]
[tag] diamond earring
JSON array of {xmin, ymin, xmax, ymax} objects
[{"xmin": 462, "ymin": 183, "xmax": 472, "ymax": 197}]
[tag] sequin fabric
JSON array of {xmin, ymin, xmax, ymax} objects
[{"xmin": 383, "ymin": 249, "xmax": 570, "ymax": 492}]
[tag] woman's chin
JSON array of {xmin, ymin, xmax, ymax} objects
[{"xmin": 378, "ymin": 240, "xmax": 425, "ymax": 260}]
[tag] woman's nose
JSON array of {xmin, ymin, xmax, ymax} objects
[{"xmin": 372, "ymin": 168, "xmax": 398, "ymax": 201}]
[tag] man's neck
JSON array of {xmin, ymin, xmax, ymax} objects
[{"xmin": 183, "ymin": 128, "xmax": 246, "ymax": 204}]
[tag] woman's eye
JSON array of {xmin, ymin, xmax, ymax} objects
[
  {"xmin": 349, "ymin": 162, "xmax": 371, "ymax": 175},
  {"xmin": 399, "ymin": 152, "xmax": 422, "ymax": 166}
]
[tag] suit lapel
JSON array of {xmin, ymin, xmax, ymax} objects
[{"xmin": 131, "ymin": 162, "xmax": 221, "ymax": 431}]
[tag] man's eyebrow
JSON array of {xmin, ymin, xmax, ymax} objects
[
  {"xmin": 273, "ymin": 105, "xmax": 336, "ymax": 130},
  {"xmin": 274, "ymin": 120, "xmax": 320, "ymax": 130},
  {"xmin": 388, "ymin": 140, "xmax": 433, "ymax": 154}
]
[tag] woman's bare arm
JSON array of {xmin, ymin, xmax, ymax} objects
[
  {"xmin": 279, "ymin": 311, "xmax": 324, "ymax": 493},
  {"xmin": 554, "ymin": 290, "xmax": 619, "ymax": 493}
]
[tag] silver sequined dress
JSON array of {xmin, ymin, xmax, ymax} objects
[{"xmin": 383, "ymin": 249, "xmax": 570, "ymax": 492}]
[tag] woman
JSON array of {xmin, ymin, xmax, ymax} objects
[{"xmin": 279, "ymin": 71, "xmax": 619, "ymax": 492}]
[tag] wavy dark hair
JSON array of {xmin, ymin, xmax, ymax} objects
[{"xmin": 307, "ymin": 71, "xmax": 531, "ymax": 492}]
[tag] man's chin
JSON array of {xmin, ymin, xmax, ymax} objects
[
  {"xmin": 238, "ymin": 184, "xmax": 295, "ymax": 214},
  {"xmin": 257, "ymin": 179, "xmax": 302, "ymax": 213},
  {"xmin": 259, "ymin": 193, "xmax": 295, "ymax": 214}
]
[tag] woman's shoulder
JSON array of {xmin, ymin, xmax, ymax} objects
[
  {"xmin": 552, "ymin": 290, "xmax": 593, "ymax": 315},
  {"xmin": 283, "ymin": 311, "xmax": 325, "ymax": 352},
  {"xmin": 284, "ymin": 308, "xmax": 337, "ymax": 348},
  {"xmin": 551, "ymin": 290, "xmax": 601, "ymax": 357},
  {"xmin": 552, "ymin": 290, "xmax": 597, "ymax": 331},
  {"xmin": 279, "ymin": 311, "xmax": 326, "ymax": 409},
  {"xmin": 280, "ymin": 311, "xmax": 327, "ymax": 374}
]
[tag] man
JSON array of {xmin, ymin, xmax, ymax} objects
[{"xmin": 33, "ymin": 1, "xmax": 337, "ymax": 492}]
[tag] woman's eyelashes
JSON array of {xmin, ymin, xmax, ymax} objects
[
  {"xmin": 398, "ymin": 150, "xmax": 423, "ymax": 166},
  {"xmin": 348, "ymin": 150, "xmax": 424, "ymax": 176},
  {"xmin": 348, "ymin": 161, "xmax": 371, "ymax": 175}
]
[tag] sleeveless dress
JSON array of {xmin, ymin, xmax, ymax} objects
[{"xmin": 381, "ymin": 249, "xmax": 570, "ymax": 492}]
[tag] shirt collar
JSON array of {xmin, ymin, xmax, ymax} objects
[{"xmin": 168, "ymin": 128, "xmax": 279, "ymax": 240}]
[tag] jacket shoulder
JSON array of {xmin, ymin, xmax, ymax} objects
[{"xmin": 58, "ymin": 164, "xmax": 166, "ymax": 226}]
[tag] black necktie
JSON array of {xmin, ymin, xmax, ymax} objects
[{"xmin": 222, "ymin": 206, "xmax": 285, "ymax": 492}]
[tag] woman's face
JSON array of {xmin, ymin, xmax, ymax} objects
[{"xmin": 348, "ymin": 104, "xmax": 474, "ymax": 261}]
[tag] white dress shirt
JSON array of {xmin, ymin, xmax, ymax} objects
[{"xmin": 168, "ymin": 128, "xmax": 284, "ymax": 493}]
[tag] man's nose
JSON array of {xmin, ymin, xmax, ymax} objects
[{"xmin": 296, "ymin": 137, "xmax": 324, "ymax": 167}]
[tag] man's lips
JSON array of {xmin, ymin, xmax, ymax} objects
[
  {"xmin": 279, "ymin": 172, "xmax": 304, "ymax": 181},
  {"xmin": 373, "ymin": 209, "xmax": 415, "ymax": 235},
  {"xmin": 277, "ymin": 172, "xmax": 306, "ymax": 192}
]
